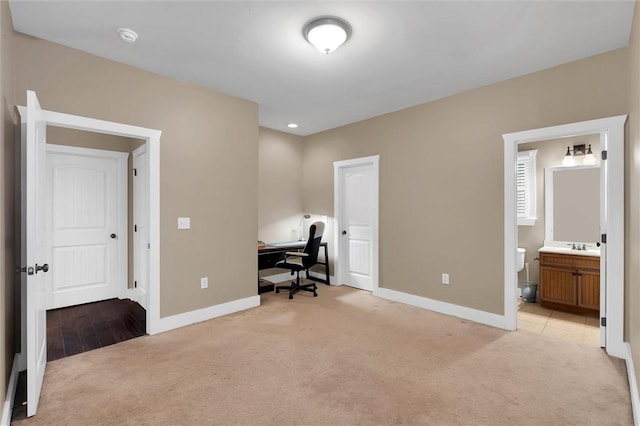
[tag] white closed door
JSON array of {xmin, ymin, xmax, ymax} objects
[
  {"xmin": 46, "ymin": 145, "xmax": 127, "ymax": 310},
  {"xmin": 340, "ymin": 164, "xmax": 375, "ymax": 291}
]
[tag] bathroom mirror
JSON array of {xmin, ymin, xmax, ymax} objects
[{"xmin": 544, "ymin": 165, "xmax": 600, "ymax": 243}]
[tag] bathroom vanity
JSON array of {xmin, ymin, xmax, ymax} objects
[{"xmin": 538, "ymin": 248, "xmax": 600, "ymax": 315}]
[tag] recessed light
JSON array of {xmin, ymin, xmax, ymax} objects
[
  {"xmin": 288, "ymin": 123, "xmax": 298, "ymax": 129},
  {"xmin": 118, "ymin": 28, "xmax": 138, "ymax": 43}
]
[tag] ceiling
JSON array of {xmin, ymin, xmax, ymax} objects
[{"xmin": 8, "ymin": 1, "xmax": 635, "ymax": 136}]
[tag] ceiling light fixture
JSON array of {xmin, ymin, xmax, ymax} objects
[
  {"xmin": 303, "ymin": 17, "xmax": 351, "ymax": 54},
  {"xmin": 288, "ymin": 123, "xmax": 298, "ymax": 128},
  {"xmin": 117, "ymin": 28, "xmax": 138, "ymax": 43}
]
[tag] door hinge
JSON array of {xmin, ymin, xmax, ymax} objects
[
  {"xmin": 148, "ymin": 243, "xmax": 150, "ymax": 249},
  {"xmin": 134, "ymin": 280, "xmax": 137, "ymax": 288},
  {"xmin": 601, "ymin": 233, "xmax": 607, "ymax": 244},
  {"xmin": 133, "ymin": 168, "xmax": 137, "ymax": 176},
  {"xmin": 601, "ymin": 150, "xmax": 607, "ymax": 160},
  {"xmin": 601, "ymin": 317, "xmax": 607, "ymax": 327},
  {"xmin": 134, "ymin": 225, "xmax": 137, "ymax": 232}
]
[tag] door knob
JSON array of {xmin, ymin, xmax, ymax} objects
[
  {"xmin": 342, "ymin": 230, "xmax": 347, "ymax": 235},
  {"xmin": 35, "ymin": 263, "xmax": 49, "ymax": 274},
  {"xmin": 110, "ymin": 233, "xmax": 117, "ymax": 239}
]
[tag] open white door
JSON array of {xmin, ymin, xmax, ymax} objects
[
  {"xmin": 133, "ymin": 144, "xmax": 149, "ymax": 309},
  {"xmin": 599, "ymin": 132, "xmax": 607, "ymax": 348},
  {"xmin": 21, "ymin": 90, "xmax": 49, "ymax": 417}
]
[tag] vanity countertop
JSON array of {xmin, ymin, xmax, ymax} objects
[{"xmin": 538, "ymin": 246, "xmax": 600, "ymax": 257}]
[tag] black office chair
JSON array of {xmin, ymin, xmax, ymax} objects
[{"xmin": 275, "ymin": 221, "xmax": 325, "ymax": 299}]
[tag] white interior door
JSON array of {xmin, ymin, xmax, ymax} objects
[
  {"xmin": 339, "ymin": 163, "xmax": 375, "ymax": 291},
  {"xmin": 599, "ymin": 133, "xmax": 607, "ymax": 348},
  {"xmin": 45, "ymin": 145, "xmax": 127, "ymax": 310},
  {"xmin": 133, "ymin": 144, "xmax": 149, "ymax": 309},
  {"xmin": 22, "ymin": 91, "xmax": 49, "ymax": 417}
]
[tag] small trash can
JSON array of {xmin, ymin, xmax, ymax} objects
[{"xmin": 520, "ymin": 282, "xmax": 538, "ymax": 303}]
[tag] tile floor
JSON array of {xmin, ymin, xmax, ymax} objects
[{"xmin": 517, "ymin": 298, "xmax": 600, "ymax": 347}]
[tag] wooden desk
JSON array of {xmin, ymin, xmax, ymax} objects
[{"xmin": 258, "ymin": 241, "xmax": 330, "ymax": 294}]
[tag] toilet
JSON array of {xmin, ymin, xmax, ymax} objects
[
  {"xmin": 517, "ymin": 247, "xmax": 526, "ymax": 272},
  {"xmin": 517, "ymin": 247, "xmax": 537, "ymax": 302}
]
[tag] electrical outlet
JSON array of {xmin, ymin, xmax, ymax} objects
[
  {"xmin": 178, "ymin": 217, "xmax": 191, "ymax": 230},
  {"xmin": 200, "ymin": 277, "xmax": 208, "ymax": 289},
  {"xmin": 442, "ymin": 273, "xmax": 450, "ymax": 285}
]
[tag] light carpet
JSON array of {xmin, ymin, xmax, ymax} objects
[{"xmin": 14, "ymin": 285, "xmax": 632, "ymax": 425}]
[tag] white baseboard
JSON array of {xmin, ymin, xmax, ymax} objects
[
  {"xmin": 376, "ymin": 287, "xmax": 505, "ymax": 329},
  {"xmin": 625, "ymin": 343, "xmax": 640, "ymax": 425},
  {"xmin": 1, "ymin": 354, "xmax": 19, "ymax": 426},
  {"xmin": 152, "ymin": 295, "xmax": 260, "ymax": 334}
]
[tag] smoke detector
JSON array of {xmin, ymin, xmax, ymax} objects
[{"xmin": 117, "ymin": 28, "xmax": 138, "ymax": 43}]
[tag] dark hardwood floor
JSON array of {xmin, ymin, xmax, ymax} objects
[{"xmin": 47, "ymin": 298, "xmax": 146, "ymax": 362}]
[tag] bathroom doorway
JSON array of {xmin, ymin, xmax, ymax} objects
[
  {"xmin": 515, "ymin": 135, "xmax": 602, "ymax": 347},
  {"xmin": 503, "ymin": 115, "xmax": 626, "ymax": 358}
]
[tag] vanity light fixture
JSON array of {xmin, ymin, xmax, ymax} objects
[
  {"xmin": 117, "ymin": 28, "xmax": 138, "ymax": 43},
  {"xmin": 562, "ymin": 146, "xmax": 575, "ymax": 166},
  {"xmin": 583, "ymin": 144, "xmax": 597, "ymax": 165},
  {"xmin": 562, "ymin": 143, "xmax": 598, "ymax": 166},
  {"xmin": 303, "ymin": 17, "xmax": 351, "ymax": 54}
]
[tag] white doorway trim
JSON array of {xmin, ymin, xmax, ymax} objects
[
  {"xmin": 503, "ymin": 115, "xmax": 626, "ymax": 359},
  {"xmin": 18, "ymin": 105, "xmax": 163, "ymax": 335},
  {"xmin": 333, "ymin": 155, "xmax": 380, "ymax": 295}
]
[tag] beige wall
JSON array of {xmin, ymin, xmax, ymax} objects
[
  {"xmin": 302, "ymin": 48, "xmax": 628, "ymax": 315},
  {"xmin": 0, "ymin": 0, "xmax": 13, "ymax": 408},
  {"xmin": 626, "ymin": 0, "xmax": 640, "ymax": 396},
  {"xmin": 517, "ymin": 135, "xmax": 600, "ymax": 285},
  {"xmin": 46, "ymin": 127, "xmax": 142, "ymax": 289},
  {"xmin": 258, "ymin": 127, "xmax": 303, "ymax": 243},
  {"xmin": 13, "ymin": 33, "xmax": 259, "ymax": 317}
]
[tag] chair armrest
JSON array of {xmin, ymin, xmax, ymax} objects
[{"xmin": 285, "ymin": 252, "xmax": 309, "ymax": 257}]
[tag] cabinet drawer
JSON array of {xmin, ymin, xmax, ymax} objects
[{"xmin": 539, "ymin": 252, "xmax": 599, "ymax": 270}]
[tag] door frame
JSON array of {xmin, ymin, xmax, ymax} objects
[
  {"xmin": 333, "ymin": 155, "xmax": 380, "ymax": 295},
  {"xmin": 503, "ymin": 115, "xmax": 626, "ymax": 358},
  {"xmin": 45, "ymin": 144, "xmax": 128, "ymax": 310},
  {"xmin": 17, "ymin": 105, "xmax": 162, "ymax": 336}
]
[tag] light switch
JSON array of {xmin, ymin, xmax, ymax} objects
[{"xmin": 177, "ymin": 217, "xmax": 191, "ymax": 230}]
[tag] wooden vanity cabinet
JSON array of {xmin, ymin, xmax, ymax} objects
[{"xmin": 539, "ymin": 252, "xmax": 600, "ymax": 314}]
